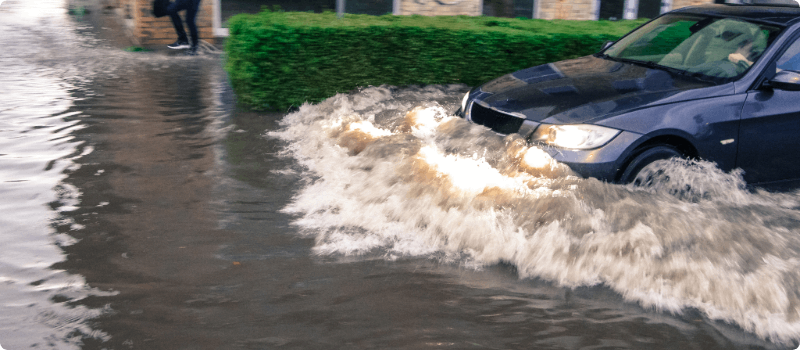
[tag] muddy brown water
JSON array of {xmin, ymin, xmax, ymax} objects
[{"xmin": 1, "ymin": 1, "xmax": 799, "ymax": 349}]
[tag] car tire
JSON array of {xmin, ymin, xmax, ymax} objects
[{"xmin": 618, "ymin": 145, "xmax": 683, "ymax": 185}]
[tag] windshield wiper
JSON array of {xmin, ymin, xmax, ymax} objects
[
  {"xmin": 595, "ymin": 54, "xmax": 656, "ymax": 69},
  {"xmin": 635, "ymin": 60, "xmax": 687, "ymax": 76}
]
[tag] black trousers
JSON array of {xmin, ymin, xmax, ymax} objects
[{"xmin": 167, "ymin": 0, "xmax": 202, "ymax": 46}]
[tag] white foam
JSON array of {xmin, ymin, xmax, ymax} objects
[{"xmin": 272, "ymin": 86, "xmax": 800, "ymax": 345}]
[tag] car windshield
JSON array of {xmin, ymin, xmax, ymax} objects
[{"xmin": 603, "ymin": 14, "xmax": 781, "ymax": 81}]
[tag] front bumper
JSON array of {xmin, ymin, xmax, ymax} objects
[
  {"xmin": 535, "ymin": 131, "xmax": 643, "ymax": 182},
  {"xmin": 461, "ymin": 97, "xmax": 644, "ymax": 183}
]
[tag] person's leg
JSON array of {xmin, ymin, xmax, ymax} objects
[
  {"xmin": 167, "ymin": 0, "xmax": 191, "ymax": 48},
  {"xmin": 183, "ymin": 0, "xmax": 202, "ymax": 54},
  {"xmin": 186, "ymin": 0, "xmax": 201, "ymax": 46}
]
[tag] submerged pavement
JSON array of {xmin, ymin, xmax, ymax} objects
[{"xmin": 0, "ymin": 1, "xmax": 797, "ymax": 349}]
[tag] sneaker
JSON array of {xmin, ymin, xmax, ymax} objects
[
  {"xmin": 185, "ymin": 46, "xmax": 198, "ymax": 56},
  {"xmin": 167, "ymin": 40, "xmax": 190, "ymax": 50}
]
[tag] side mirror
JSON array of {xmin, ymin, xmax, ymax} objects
[
  {"xmin": 768, "ymin": 70, "xmax": 800, "ymax": 91},
  {"xmin": 601, "ymin": 41, "xmax": 614, "ymax": 51}
]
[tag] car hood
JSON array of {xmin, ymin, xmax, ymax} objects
[{"xmin": 474, "ymin": 55, "xmax": 724, "ymax": 124}]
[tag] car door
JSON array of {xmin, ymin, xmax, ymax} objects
[{"xmin": 737, "ymin": 37, "xmax": 800, "ymax": 185}]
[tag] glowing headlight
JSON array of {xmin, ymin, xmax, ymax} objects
[
  {"xmin": 530, "ymin": 124, "xmax": 620, "ymax": 150},
  {"xmin": 461, "ymin": 92, "xmax": 470, "ymax": 113}
]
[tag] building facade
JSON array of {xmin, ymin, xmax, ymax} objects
[
  {"xmin": 91, "ymin": 0, "xmax": 717, "ymax": 47},
  {"xmin": 524, "ymin": 0, "xmax": 714, "ymax": 21}
]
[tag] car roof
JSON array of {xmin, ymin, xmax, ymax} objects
[{"xmin": 672, "ymin": 4, "xmax": 800, "ymax": 26}]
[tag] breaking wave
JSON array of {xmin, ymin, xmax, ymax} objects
[{"xmin": 270, "ymin": 85, "xmax": 800, "ymax": 345}]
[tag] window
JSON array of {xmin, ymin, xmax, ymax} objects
[
  {"xmin": 777, "ymin": 38, "xmax": 800, "ymax": 72},
  {"xmin": 604, "ymin": 14, "xmax": 781, "ymax": 80}
]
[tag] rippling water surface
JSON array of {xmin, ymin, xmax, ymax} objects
[
  {"xmin": 0, "ymin": 0, "xmax": 116, "ymax": 347},
  {"xmin": 3, "ymin": 0, "xmax": 800, "ymax": 349}
]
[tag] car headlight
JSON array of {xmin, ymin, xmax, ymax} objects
[
  {"xmin": 461, "ymin": 92, "xmax": 470, "ymax": 112},
  {"xmin": 530, "ymin": 124, "xmax": 620, "ymax": 150}
]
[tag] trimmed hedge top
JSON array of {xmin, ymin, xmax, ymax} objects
[
  {"xmin": 225, "ymin": 11, "xmax": 648, "ymax": 110},
  {"xmin": 229, "ymin": 10, "xmax": 646, "ymax": 35}
]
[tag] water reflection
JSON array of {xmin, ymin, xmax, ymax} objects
[
  {"xmin": 48, "ymin": 53, "xmax": 240, "ymax": 349},
  {"xmin": 0, "ymin": 1, "xmax": 115, "ymax": 347}
]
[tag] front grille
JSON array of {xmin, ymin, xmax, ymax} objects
[{"xmin": 469, "ymin": 103, "xmax": 524, "ymax": 135}]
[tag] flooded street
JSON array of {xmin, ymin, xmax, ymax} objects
[{"xmin": 2, "ymin": 0, "xmax": 800, "ymax": 349}]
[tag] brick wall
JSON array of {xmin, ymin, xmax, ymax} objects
[
  {"xmin": 672, "ymin": 0, "xmax": 714, "ymax": 9},
  {"xmin": 123, "ymin": 0, "xmax": 215, "ymax": 46},
  {"xmin": 538, "ymin": 0, "xmax": 596, "ymax": 20},
  {"xmin": 398, "ymin": 0, "xmax": 482, "ymax": 16},
  {"xmin": 536, "ymin": 0, "xmax": 714, "ymax": 21}
]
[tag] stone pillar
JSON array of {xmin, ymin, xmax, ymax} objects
[
  {"xmin": 397, "ymin": 0, "xmax": 482, "ymax": 16},
  {"xmin": 591, "ymin": 0, "xmax": 601, "ymax": 20},
  {"xmin": 623, "ymin": 0, "xmax": 638, "ymax": 19},
  {"xmin": 660, "ymin": 0, "xmax": 673, "ymax": 14}
]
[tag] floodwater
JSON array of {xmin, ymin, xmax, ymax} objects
[{"xmin": 3, "ymin": 1, "xmax": 800, "ymax": 349}]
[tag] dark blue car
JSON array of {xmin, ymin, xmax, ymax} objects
[{"xmin": 458, "ymin": 0, "xmax": 800, "ymax": 188}]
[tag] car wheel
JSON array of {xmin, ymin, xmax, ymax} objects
[{"xmin": 618, "ymin": 145, "xmax": 683, "ymax": 185}]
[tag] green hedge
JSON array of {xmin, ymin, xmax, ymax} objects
[{"xmin": 224, "ymin": 11, "xmax": 648, "ymax": 110}]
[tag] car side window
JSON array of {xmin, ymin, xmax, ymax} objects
[{"xmin": 777, "ymin": 38, "xmax": 800, "ymax": 72}]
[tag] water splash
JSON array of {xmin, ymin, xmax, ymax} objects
[{"xmin": 271, "ymin": 85, "xmax": 800, "ymax": 345}]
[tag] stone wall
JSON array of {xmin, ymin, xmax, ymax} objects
[
  {"xmin": 397, "ymin": 0, "xmax": 714, "ymax": 19},
  {"xmin": 397, "ymin": 0, "xmax": 482, "ymax": 16},
  {"xmin": 538, "ymin": 0, "xmax": 597, "ymax": 20},
  {"xmin": 672, "ymin": 0, "xmax": 714, "ymax": 9},
  {"xmin": 82, "ymin": 0, "xmax": 217, "ymax": 46},
  {"xmin": 535, "ymin": 0, "xmax": 716, "ymax": 21}
]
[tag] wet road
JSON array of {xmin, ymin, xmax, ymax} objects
[{"xmin": 2, "ymin": 0, "xmax": 800, "ymax": 349}]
